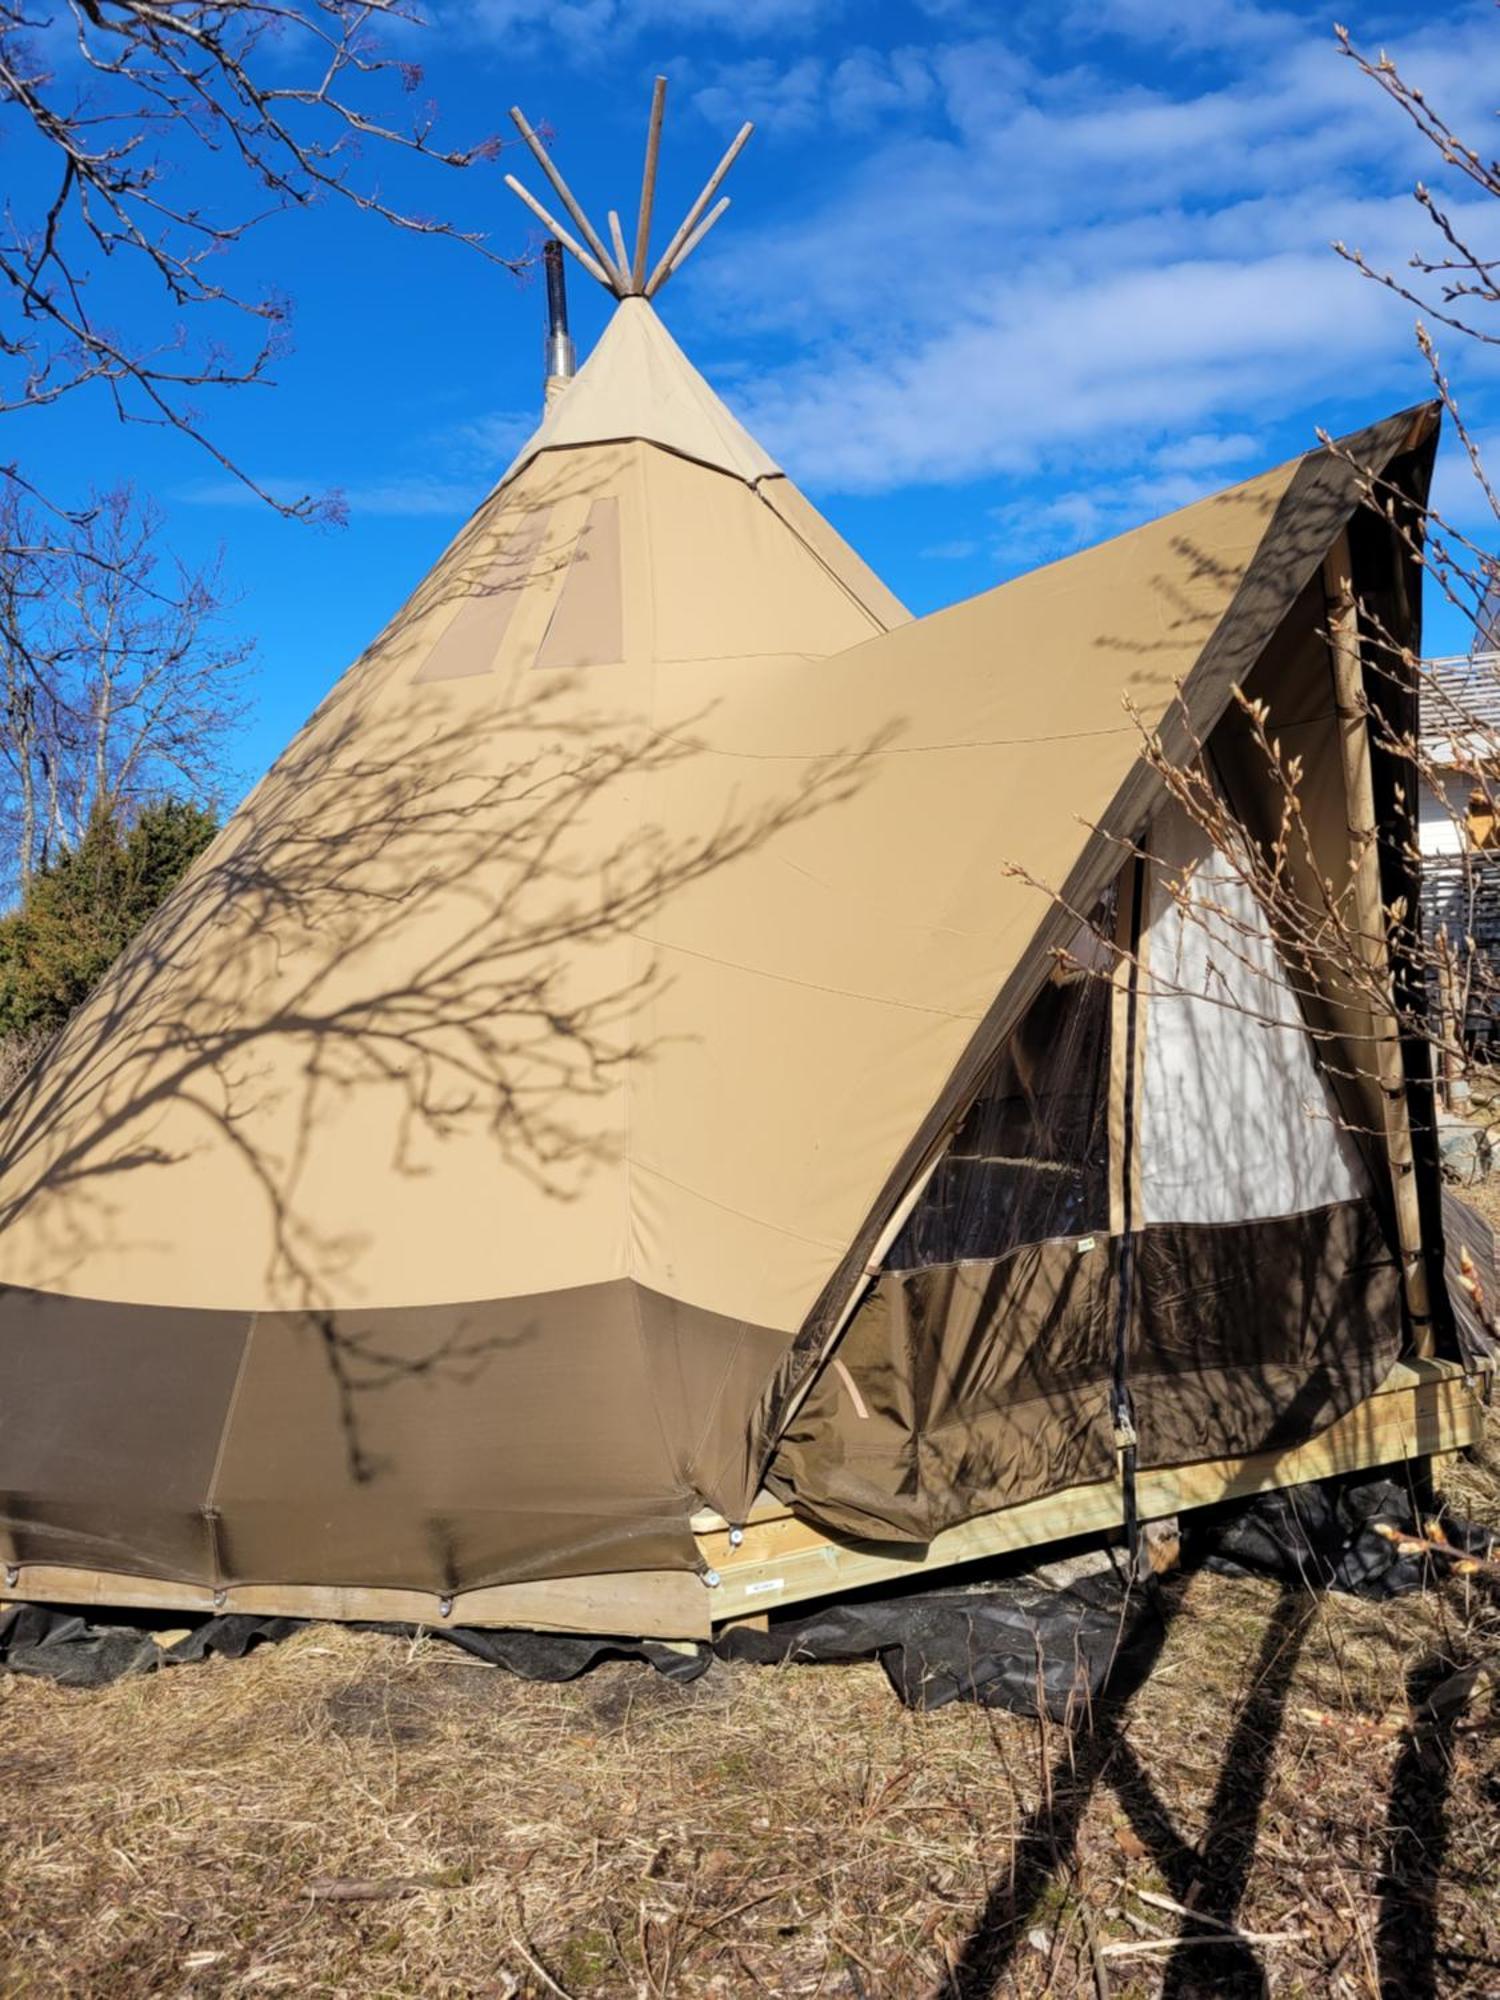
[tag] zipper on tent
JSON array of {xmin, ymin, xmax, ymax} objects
[{"xmin": 1111, "ymin": 851, "xmax": 1148, "ymax": 1575}]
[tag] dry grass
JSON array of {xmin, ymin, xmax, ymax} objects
[{"xmin": 3, "ymin": 1443, "xmax": 1499, "ymax": 1998}]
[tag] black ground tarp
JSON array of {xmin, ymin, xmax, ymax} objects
[
  {"xmin": 1184, "ymin": 1468, "xmax": 1496, "ymax": 1594},
  {"xmin": 3, "ymin": 1465, "xmax": 1491, "ymax": 1713},
  {"xmin": 715, "ymin": 1561, "xmax": 1151, "ymax": 1718},
  {"xmin": 0, "ymin": 1603, "xmax": 301, "ymax": 1690}
]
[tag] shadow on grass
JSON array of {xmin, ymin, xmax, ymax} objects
[{"xmin": 937, "ymin": 1581, "xmax": 1316, "ymax": 2000}]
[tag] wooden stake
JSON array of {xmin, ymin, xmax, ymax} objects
[
  {"xmin": 645, "ymin": 122, "xmax": 753, "ymax": 297},
  {"xmin": 1324, "ymin": 532, "xmax": 1434, "ymax": 1351},
  {"xmin": 1437, "ymin": 927, "xmax": 1468, "ymax": 1110},
  {"xmin": 508, "ymin": 107, "xmax": 620, "ymax": 293},
  {"xmin": 607, "ymin": 209, "xmax": 631, "ymax": 288},
  {"xmin": 503, "ymin": 176, "xmax": 616, "ymax": 292},
  {"xmin": 650, "ymin": 197, "xmax": 730, "ymax": 294},
  {"xmin": 632, "ymin": 76, "xmax": 668, "ymax": 294}
]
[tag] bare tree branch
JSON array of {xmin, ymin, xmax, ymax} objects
[
  {"xmin": 1, "ymin": 2, "xmax": 519, "ymax": 522},
  {"xmin": 0, "ymin": 483, "xmax": 252, "ymax": 889}
]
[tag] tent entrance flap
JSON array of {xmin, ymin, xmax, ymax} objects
[
  {"xmin": 769, "ymin": 757, "xmax": 1410, "ymax": 1547},
  {"xmin": 770, "ymin": 901, "xmax": 1121, "ymax": 1546}
]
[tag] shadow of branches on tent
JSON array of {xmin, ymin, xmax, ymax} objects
[{"xmin": 0, "ymin": 551, "xmax": 887, "ymax": 1498}]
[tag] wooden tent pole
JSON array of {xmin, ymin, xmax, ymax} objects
[
  {"xmin": 508, "ymin": 107, "xmax": 622, "ymax": 290},
  {"xmin": 632, "ymin": 76, "xmax": 668, "ymax": 294},
  {"xmin": 1323, "ymin": 531, "xmax": 1434, "ymax": 1353},
  {"xmin": 645, "ymin": 122, "xmax": 754, "ymax": 297},
  {"xmin": 607, "ymin": 209, "xmax": 631, "ymax": 285},
  {"xmin": 503, "ymin": 176, "xmax": 616, "ymax": 291},
  {"xmin": 1437, "ymin": 927, "xmax": 1467, "ymax": 1111},
  {"xmin": 651, "ymin": 197, "xmax": 731, "ymax": 293}
]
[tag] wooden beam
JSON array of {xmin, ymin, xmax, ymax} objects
[
  {"xmin": 645, "ymin": 121, "xmax": 754, "ymax": 297},
  {"xmin": 698, "ymin": 1357, "xmax": 1482, "ymax": 1624},
  {"xmin": 651, "ymin": 198, "xmax": 731, "ymax": 293},
  {"xmin": 508, "ymin": 107, "xmax": 621, "ymax": 292},
  {"xmin": 1323, "ymin": 532, "xmax": 1434, "ymax": 1351},
  {"xmin": 503, "ymin": 176, "xmax": 617, "ymax": 292},
  {"xmin": 631, "ymin": 75, "xmax": 668, "ymax": 294},
  {"xmin": 0, "ymin": 1558, "xmax": 713, "ymax": 1641},
  {"xmin": 607, "ymin": 209, "xmax": 631, "ymax": 287}
]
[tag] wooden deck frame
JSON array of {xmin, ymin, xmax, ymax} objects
[
  {"xmin": 697, "ymin": 1356, "xmax": 1485, "ymax": 1626},
  {"xmin": 0, "ymin": 1358, "xmax": 1485, "ymax": 1643}
]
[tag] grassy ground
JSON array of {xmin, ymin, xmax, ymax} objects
[{"xmin": 1, "ymin": 1443, "xmax": 1497, "ymax": 1998}]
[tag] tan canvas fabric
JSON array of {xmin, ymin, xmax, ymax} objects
[
  {"xmin": 504, "ymin": 298, "xmax": 781, "ymax": 486},
  {"xmin": 0, "ymin": 411, "xmax": 1429, "ymax": 1334},
  {"xmin": 0, "ymin": 287, "xmax": 1438, "ymax": 1593},
  {"xmin": 534, "ymin": 495, "xmax": 625, "ymax": 670},
  {"xmin": 0, "ymin": 432, "xmax": 900, "ymax": 1323}
]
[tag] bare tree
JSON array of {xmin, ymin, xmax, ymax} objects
[
  {"xmin": 0, "ymin": 484, "xmax": 250, "ymax": 889},
  {"xmin": 1051, "ymin": 22, "xmax": 1500, "ymax": 1116},
  {"xmin": 988, "ymin": 19, "xmax": 1500, "ymax": 1422},
  {"xmin": 1332, "ymin": 22, "xmax": 1498, "ymax": 645},
  {"xmin": 1, "ymin": 1, "xmax": 517, "ymax": 527},
  {"xmin": 0, "ymin": 5, "xmax": 521, "ymax": 899},
  {"xmin": 1317, "ymin": 24, "xmax": 1498, "ymax": 1081}
]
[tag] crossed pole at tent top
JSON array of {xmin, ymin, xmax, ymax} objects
[{"xmin": 503, "ymin": 77, "xmax": 754, "ymax": 302}]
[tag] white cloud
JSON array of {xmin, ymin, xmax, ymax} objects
[
  {"xmin": 443, "ymin": 408, "xmax": 538, "ymax": 470},
  {"xmin": 175, "ymin": 404, "xmax": 541, "ymax": 522},
  {"xmin": 1429, "ymin": 424, "xmax": 1500, "ymax": 535},
  {"xmin": 988, "ymin": 435, "xmax": 1272, "ymax": 573},
  {"xmin": 1043, "ymin": 0, "xmax": 1297, "ymax": 55},
  {"xmin": 1153, "ymin": 431, "xmax": 1263, "ymax": 472},
  {"xmin": 677, "ymin": 8, "xmax": 1500, "ymax": 503},
  {"xmin": 690, "ymin": 46, "xmax": 938, "ymax": 138},
  {"xmin": 462, "ymin": 0, "xmax": 845, "ymax": 53}
]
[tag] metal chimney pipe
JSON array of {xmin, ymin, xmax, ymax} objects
[{"xmin": 542, "ymin": 238, "xmax": 576, "ymax": 404}]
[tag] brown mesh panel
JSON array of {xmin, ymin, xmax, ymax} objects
[
  {"xmin": 1129, "ymin": 1198, "xmax": 1403, "ymax": 1466},
  {"xmin": 0, "ymin": 1288, "xmax": 249, "ymax": 1580}
]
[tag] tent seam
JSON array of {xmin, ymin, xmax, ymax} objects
[
  {"xmin": 200, "ymin": 1309, "xmax": 258, "ymax": 1588},
  {"xmin": 628, "ymin": 1154, "xmax": 847, "ymax": 1253},
  {"xmin": 630, "ymin": 930, "xmax": 987, "ymax": 1019}
]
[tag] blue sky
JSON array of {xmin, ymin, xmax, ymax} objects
[{"xmin": 18, "ymin": 0, "xmax": 1499, "ymax": 791}]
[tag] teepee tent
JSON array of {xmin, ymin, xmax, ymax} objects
[{"xmin": 0, "ymin": 90, "xmax": 1483, "ymax": 1639}]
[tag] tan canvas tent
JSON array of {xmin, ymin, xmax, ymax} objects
[{"xmin": 0, "ymin": 109, "xmax": 1486, "ymax": 1639}]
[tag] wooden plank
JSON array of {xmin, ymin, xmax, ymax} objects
[
  {"xmin": 700, "ymin": 1360, "xmax": 1484, "ymax": 1625},
  {"xmin": 656, "ymin": 196, "xmax": 731, "ymax": 283},
  {"xmin": 644, "ymin": 121, "xmax": 754, "ymax": 298},
  {"xmin": 507, "ymin": 106, "xmax": 621, "ymax": 290},
  {"xmin": 502, "ymin": 176, "xmax": 616, "ymax": 292},
  {"xmin": 607, "ymin": 209, "xmax": 630, "ymax": 284},
  {"xmin": 0, "ymin": 1563, "xmax": 713, "ymax": 1642}
]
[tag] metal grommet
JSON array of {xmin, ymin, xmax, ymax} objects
[
  {"xmin": 3, "ymin": 1564, "xmax": 17, "ymax": 1588},
  {"xmin": 702, "ymin": 1568, "xmax": 721, "ymax": 1589},
  {"xmin": 728, "ymin": 1527, "xmax": 744, "ymax": 1548},
  {"xmin": 438, "ymin": 1596, "xmax": 453, "ymax": 1619},
  {"xmin": 212, "ymin": 1588, "xmax": 227, "ymax": 1609}
]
